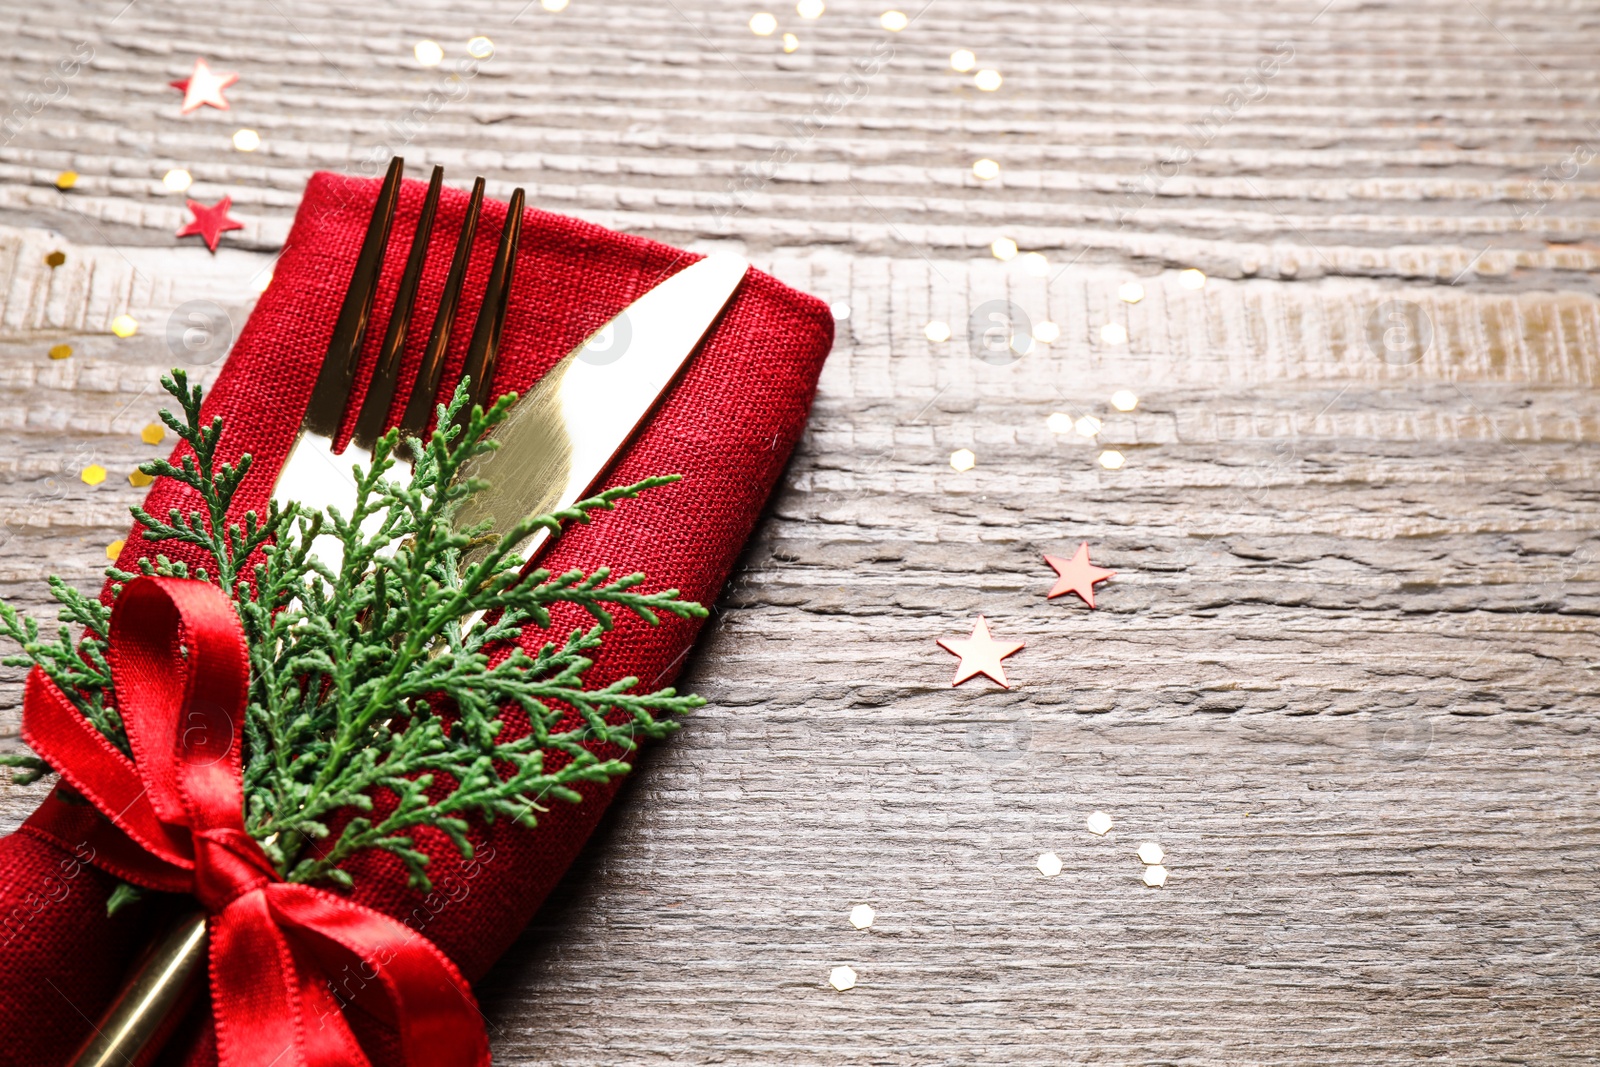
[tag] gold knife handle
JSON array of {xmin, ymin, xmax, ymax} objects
[{"xmin": 67, "ymin": 909, "xmax": 208, "ymax": 1067}]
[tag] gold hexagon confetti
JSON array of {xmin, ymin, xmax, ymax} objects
[
  {"xmin": 1137, "ymin": 842, "xmax": 1165, "ymax": 865},
  {"xmin": 829, "ymin": 965, "xmax": 857, "ymax": 991},
  {"xmin": 45, "ymin": 250, "xmax": 66, "ymax": 269},
  {"xmin": 1036, "ymin": 852, "xmax": 1063, "ymax": 877},
  {"xmin": 1118, "ymin": 281, "xmax": 1145, "ymax": 304},
  {"xmin": 749, "ymin": 11, "xmax": 778, "ymax": 34},
  {"xmin": 1074, "ymin": 415, "xmax": 1101, "ymax": 438},
  {"xmin": 467, "ymin": 36, "xmax": 495, "ymax": 58},
  {"xmin": 162, "ymin": 168, "xmax": 193, "ymax": 193},
  {"xmin": 48, "ymin": 343, "xmax": 72, "ymax": 361},
  {"xmin": 1046, "ymin": 412, "xmax": 1073, "ymax": 434},
  {"xmin": 796, "ymin": 0, "xmax": 824, "ymax": 17},
  {"xmin": 129, "ymin": 469, "xmax": 154, "ymax": 488},
  {"xmin": 1142, "ymin": 865, "xmax": 1169, "ymax": 888},
  {"xmin": 1178, "ymin": 268, "xmax": 1207, "ymax": 290},
  {"xmin": 111, "ymin": 315, "xmax": 139, "ymax": 338},
  {"xmin": 949, "ymin": 448, "xmax": 975, "ymax": 472},
  {"xmin": 1111, "ymin": 389, "xmax": 1139, "ymax": 412},
  {"xmin": 541, "ymin": 0, "xmax": 568, "ymax": 9},
  {"xmin": 232, "ymin": 128, "xmax": 261, "ymax": 152},
  {"xmin": 1032, "ymin": 320, "xmax": 1060, "ymax": 344},
  {"xmin": 849, "ymin": 904, "xmax": 875, "ymax": 929},
  {"xmin": 950, "ymin": 49, "xmax": 975, "ymax": 72},
  {"xmin": 80, "ymin": 464, "xmax": 107, "ymax": 486},
  {"xmin": 782, "ymin": 32, "xmax": 800, "ymax": 52},
  {"xmin": 56, "ymin": 170, "xmax": 78, "ymax": 190},
  {"xmin": 974, "ymin": 68, "xmax": 1002, "ymax": 91},
  {"xmin": 924, "ymin": 320, "xmax": 951, "ymax": 342},
  {"xmin": 141, "ymin": 422, "xmax": 166, "ymax": 445},
  {"xmin": 1086, "ymin": 811, "xmax": 1112, "ymax": 835},
  {"xmin": 879, "ymin": 10, "xmax": 908, "ymax": 31},
  {"xmin": 972, "ymin": 158, "xmax": 1000, "ymax": 180},
  {"xmin": 990, "ymin": 237, "xmax": 1018, "ymax": 261},
  {"xmin": 1098, "ymin": 450, "xmax": 1125, "ymax": 470},
  {"xmin": 105, "ymin": 538, "xmax": 125, "ymax": 560},
  {"xmin": 1099, "ymin": 322, "xmax": 1128, "ymax": 345}
]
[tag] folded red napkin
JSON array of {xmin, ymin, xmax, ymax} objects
[{"xmin": 0, "ymin": 171, "xmax": 832, "ymax": 1065}]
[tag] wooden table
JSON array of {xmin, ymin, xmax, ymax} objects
[{"xmin": 2, "ymin": 2, "xmax": 1597, "ymax": 1063}]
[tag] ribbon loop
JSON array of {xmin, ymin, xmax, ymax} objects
[{"xmin": 21, "ymin": 577, "xmax": 490, "ymax": 1067}]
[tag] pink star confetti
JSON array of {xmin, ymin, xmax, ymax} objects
[
  {"xmin": 937, "ymin": 615, "xmax": 1025, "ymax": 688},
  {"xmin": 177, "ymin": 196, "xmax": 244, "ymax": 252},
  {"xmin": 1043, "ymin": 543, "xmax": 1116, "ymax": 608},
  {"xmin": 170, "ymin": 58, "xmax": 238, "ymax": 114}
]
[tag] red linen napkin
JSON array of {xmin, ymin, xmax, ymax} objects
[{"xmin": 0, "ymin": 171, "xmax": 833, "ymax": 1065}]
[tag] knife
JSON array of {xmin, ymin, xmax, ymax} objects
[{"xmin": 452, "ymin": 252, "xmax": 749, "ymax": 575}]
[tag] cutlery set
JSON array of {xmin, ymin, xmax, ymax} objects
[{"xmin": 66, "ymin": 160, "xmax": 748, "ymax": 1067}]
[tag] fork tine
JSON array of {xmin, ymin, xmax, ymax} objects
[
  {"xmin": 398, "ymin": 175, "xmax": 486, "ymax": 444},
  {"xmin": 303, "ymin": 156, "xmax": 404, "ymax": 438},
  {"xmin": 457, "ymin": 187, "xmax": 525, "ymax": 421},
  {"xmin": 351, "ymin": 164, "xmax": 444, "ymax": 452}
]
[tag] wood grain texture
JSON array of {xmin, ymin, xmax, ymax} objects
[{"xmin": 2, "ymin": 1, "xmax": 1598, "ymax": 1063}]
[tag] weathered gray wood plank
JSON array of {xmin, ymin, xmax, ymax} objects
[{"xmin": 1, "ymin": 1, "xmax": 1597, "ymax": 1064}]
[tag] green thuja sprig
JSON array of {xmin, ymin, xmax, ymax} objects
[{"xmin": 1, "ymin": 369, "xmax": 707, "ymax": 898}]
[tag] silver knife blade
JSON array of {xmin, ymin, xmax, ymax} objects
[{"xmin": 453, "ymin": 252, "xmax": 749, "ymax": 573}]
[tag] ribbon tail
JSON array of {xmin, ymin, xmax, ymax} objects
[
  {"xmin": 209, "ymin": 889, "xmax": 369, "ymax": 1067},
  {"xmin": 266, "ymin": 883, "xmax": 490, "ymax": 1067}
]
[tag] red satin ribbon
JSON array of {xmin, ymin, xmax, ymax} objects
[{"xmin": 19, "ymin": 576, "xmax": 490, "ymax": 1067}]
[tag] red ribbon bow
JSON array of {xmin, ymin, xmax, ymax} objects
[{"xmin": 19, "ymin": 576, "xmax": 490, "ymax": 1067}]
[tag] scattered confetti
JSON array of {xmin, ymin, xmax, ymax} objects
[
  {"xmin": 1044, "ymin": 543, "xmax": 1115, "ymax": 608},
  {"xmin": 232, "ymin": 128, "xmax": 261, "ymax": 152},
  {"xmin": 1118, "ymin": 281, "xmax": 1145, "ymax": 303},
  {"xmin": 1099, "ymin": 322, "xmax": 1128, "ymax": 345},
  {"xmin": 1074, "ymin": 415, "xmax": 1101, "ymax": 437},
  {"xmin": 1086, "ymin": 811, "xmax": 1112, "ymax": 835},
  {"xmin": 1036, "ymin": 852, "xmax": 1063, "ymax": 877},
  {"xmin": 80, "ymin": 464, "xmax": 106, "ymax": 486},
  {"xmin": 950, "ymin": 49, "xmax": 975, "ymax": 72},
  {"xmin": 1179, "ymin": 268, "xmax": 1207, "ymax": 290},
  {"xmin": 45, "ymin": 251, "xmax": 66, "ymax": 268},
  {"xmin": 1032, "ymin": 321, "xmax": 1060, "ymax": 344},
  {"xmin": 542, "ymin": 0, "xmax": 569, "ymax": 9},
  {"xmin": 48, "ymin": 344, "xmax": 72, "ymax": 360},
  {"xmin": 750, "ymin": 12, "xmax": 778, "ymax": 34},
  {"xmin": 170, "ymin": 57, "xmax": 238, "ymax": 114},
  {"xmin": 177, "ymin": 196, "xmax": 245, "ymax": 253},
  {"xmin": 948, "ymin": 448, "xmax": 975, "ymax": 472},
  {"xmin": 163, "ymin": 168, "xmax": 193, "ymax": 193},
  {"xmin": 796, "ymin": 0, "xmax": 824, "ymax": 16},
  {"xmin": 1098, "ymin": 450, "xmax": 1125, "ymax": 470},
  {"xmin": 829, "ymin": 965, "xmax": 857, "ymax": 991},
  {"xmin": 829, "ymin": 300, "xmax": 850, "ymax": 320},
  {"xmin": 1137, "ymin": 842, "xmax": 1165, "ymax": 865},
  {"xmin": 974, "ymin": 68, "xmax": 1002, "ymax": 91},
  {"xmin": 55, "ymin": 171, "xmax": 77, "ymax": 190},
  {"xmin": 129, "ymin": 469, "xmax": 154, "ymax": 488},
  {"xmin": 141, "ymin": 423, "xmax": 166, "ymax": 445},
  {"xmin": 783, "ymin": 32, "xmax": 800, "ymax": 52},
  {"xmin": 414, "ymin": 40, "xmax": 444, "ymax": 67},
  {"xmin": 990, "ymin": 237, "xmax": 1018, "ymax": 261},
  {"xmin": 938, "ymin": 615, "xmax": 1024, "ymax": 689},
  {"xmin": 1111, "ymin": 389, "xmax": 1139, "ymax": 412},
  {"xmin": 849, "ymin": 904, "xmax": 874, "ymax": 929},
  {"xmin": 972, "ymin": 157, "xmax": 1000, "ymax": 180},
  {"xmin": 467, "ymin": 36, "xmax": 495, "ymax": 58},
  {"xmin": 1142, "ymin": 865, "xmax": 1169, "ymax": 888},
  {"xmin": 111, "ymin": 315, "xmax": 139, "ymax": 338},
  {"xmin": 1020, "ymin": 251, "xmax": 1049, "ymax": 277},
  {"xmin": 924, "ymin": 320, "xmax": 951, "ymax": 342},
  {"xmin": 105, "ymin": 539, "xmax": 125, "ymax": 560},
  {"xmin": 879, "ymin": 10, "xmax": 908, "ymax": 31},
  {"xmin": 1046, "ymin": 413, "xmax": 1073, "ymax": 434}
]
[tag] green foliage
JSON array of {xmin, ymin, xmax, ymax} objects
[{"xmin": 2, "ymin": 370, "xmax": 706, "ymax": 896}]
